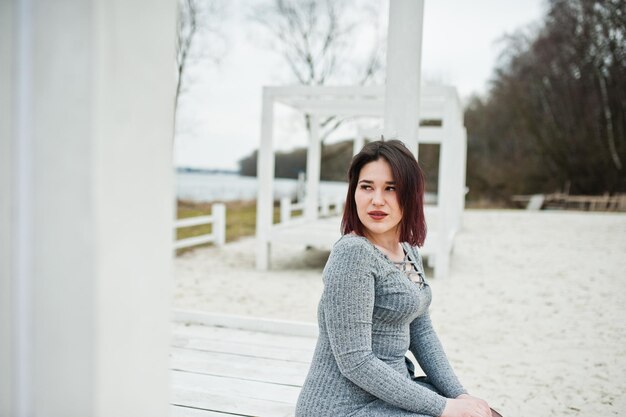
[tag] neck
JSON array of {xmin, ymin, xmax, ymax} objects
[{"xmin": 363, "ymin": 230, "xmax": 402, "ymax": 255}]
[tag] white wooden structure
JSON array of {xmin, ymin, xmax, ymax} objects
[
  {"xmin": 175, "ymin": 203, "xmax": 226, "ymax": 250},
  {"xmin": 255, "ymin": 0, "xmax": 466, "ymax": 279},
  {"xmin": 254, "ymin": 85, "xmax": 467, "ymax": 279},
  {"xmin": 170, "ymin": 310, "xmax": 318, "ymax": 416},
  {"xmin": 1, "ymin": 1, "xmax": 175, "ymax": 416}
]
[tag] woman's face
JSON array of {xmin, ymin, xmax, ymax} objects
[{"xmin": 354, "ymin": 158, "xmax": 403, "ymax": 242}]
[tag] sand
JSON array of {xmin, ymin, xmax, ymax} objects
[{"xmin": 174, "ymin": 209, "xmax": 626, "ymax": 416}]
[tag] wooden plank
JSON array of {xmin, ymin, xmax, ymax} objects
[
  {"xmin": 170, "ymin": 404, "xmax": 245, "ymax": 417},
  {"xmin": 175, "ymin": 215, "xmax": 213, "ymax": 228},
  {"xmin": 172, "ymin": 335, "xmax": 315, "ymax": 362},
  {"xmin": 173, "ymin": 311, "xmax": 319, "ymax": 338},
  {"xmin": 171, "ymin": 370, "xmax": 301, "ymax": 400},
  {"xmin": 174, "ymin": 235, "xmax": 215, "ymax": 250},
  {"xmin": 172, "ymin": 323, "xmax": 317, "ymax": 350},
  {"xmin": 170, "ymin": 347, "xmax": 309, "ymax": 386},
  {"xmin": 172, "ymin": 391, "xmax": 293, "ymax": 417},
  {"xmin": 172, "ymin": 380, "xmax": 296, "ymax": 417}
]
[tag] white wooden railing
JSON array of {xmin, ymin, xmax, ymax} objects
[
  {"xmin": 174, "ymin": 203, "xmax": 226, "ymax": 250},
  {"xmin": 279, "ymin": 196, "xmax": 344, "ymax": 224}
]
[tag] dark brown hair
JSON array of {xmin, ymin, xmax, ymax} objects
[{"xmin": 341, "ymin": 139, "xmax": 427, "ymax": 247}]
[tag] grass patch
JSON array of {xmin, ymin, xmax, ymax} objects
[{"xmin": 175, "ymin": 199, "xmax": 281, "ymax": 255}]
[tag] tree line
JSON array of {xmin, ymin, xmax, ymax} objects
[{"xmin": 465, "ymin": 0, "xmax": 625, "ymax": 201}]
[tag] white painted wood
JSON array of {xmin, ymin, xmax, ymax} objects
[
  {"xmin": 172, "ymin": 310, "xmax": 319, "ymax": 338},
  {"xmin": 167, "ymin": 314, "xmax": 322, "ymax": 416},
  {"xmin": 172, "ymin": 337, "xmax": 313, "ymax": 363},
  {"xmin": 270, "ymin": 84, "xmax": 384, "ymax": 97},
  {"xmin": 171, "ymin": 337, "xmax": 315, "ymax": 363},
  {"xmin": 171, "ymin": 387, "xmax": 295, "ymax": 417},
  {"xmin": 305, "ymin": 115, "xmax": 321, "ymax": 221},
  {"xmin": 174, "ymin": 203, "xmax": 226, "ymax": 248},
  {"xmin": 256, "ymin": 88, "xmax": 275, "ymax": 270},
  {"xmin": 4, "ymin": 1, "xmax": 32, "ymax": 414},
  {"xmin": 280, "ymin": 197, "xmax": 291, "ymax": 223},
  {"xmin": 0, "ymin": 0, "xmax": 13, "ymax": 410},
  {"xmin": 282, "ymin": 100, "xmax": 384, "ymax": 117},
  {"xmin": 459, "ymin": 127, "xmax": 468, "ymax": 229},
  {"xmin": 211, "ymin": 203, "xmax": 226, "ymax": 246},
  {"xmin": 170, "ymin": 348, "xmax": 310, "ymax": 386},
  {"xmin": 320, "ymin": 195, "xmax": 330, "ymax": 217},
  {"xmin": 383, "ymin": 0, "xmax": 425, "ymax": 156},
  {"xmin": 175, "ymin": 215, "xmax": 214, "ymax": 228},
  {"xmin": 2, "ymin": 1, "xmax": 176, "ymax": 416},
  {"xmin": 255, "ymin": 85, "xmax": 466, "ymax": 277},
  {"xmin": 435, "ymin": 97, "xmax": 457, "ymax": 279},
  {"xmin": 527, "ymin": 195, "xmax": 546, "ymax": 210},
  {"xmin": 355, "ymin": 125, "xmax": 445, "ymax": 145},
  {"xmin": 172, "ymin": 325, "xmax": 317, "ymax": 352},
  {"xmin": 170, "ymin": 405, "xmax": 235, "ymax": 417},
  {"xmin": 296, "ymin": 171, "xmax": 306, "ymax": 202},
  {"xmin": 174, "ymin": 235, "xmax": 216, "ymax": 250},
  {"xmin": 269, "ymin": 217, "xmax": 342, "ymax": 248},
  {"xmin": 334, "ymin": 195, "xmax": 345, "ymax": 216},
  {"xmin": 171, "ymin": 371, "xmax": 301, "ymax": 402},
  {"xmin": 0, "ymin": 0, "xmax": 13, "ymax": 406}
]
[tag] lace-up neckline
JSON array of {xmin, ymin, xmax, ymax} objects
[{"xmin": 392, "ymin": 248, "xmax": 426, "ymax": 288}]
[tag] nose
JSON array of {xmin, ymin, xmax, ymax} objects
[{"xmin": 372, "ymin": 189, "xmax": 385, "ymax": 206}]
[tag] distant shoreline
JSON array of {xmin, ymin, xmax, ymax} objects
[{"xmin": 176, "ymin": 167, "xmax": 239, "ymax": 175}]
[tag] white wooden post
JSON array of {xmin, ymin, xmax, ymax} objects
[
  {"xmin": 457, "ymin": 126, "xmax": 468, "ymax": 230},
  {"xmin": 435, "ymin": 95, "xmax": 457, "ymax": 279},
  {"xmin": 212, "ymin": 203, "xmax": 226, "ymax": 246},
  {"xmin": 320, "ymin": 195, "xmax": 330, "ymax": 217},
  {"xmin": 383, "ymin": 0, "xmax": 425, "ymax": 156},
  {"xmin": 296, "ymin": 171, "xmax": 306, "ymax": 203},
  {"xmin": 334, "ymin": 195, "xmax": 345, "ymax": 216},
  {"xmin": 305, "ymin": 115, "xmax": 321, "ymax": 221},
  {"xmin": 255, "ymin": 89, "xmax": 275, "ymax": 270},
  {"xmin": 0, "ymin": 0, "xmax": 175, "ymax": 415},
  {"xmin": 0, "ymin": 0, "xmax": 17, "ymax": 408},
  {"xmin": 445, "ymin": 91, "xmax": 466, "ymax": 235},
  {"xmin": 280, "ymin": 197, "xmax": 291, "ymax": 224},
  {"xmin": 353, "ymin": 131, "xmax": 365, "ymax": 155}
]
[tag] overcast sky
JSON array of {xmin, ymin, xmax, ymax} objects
[{"xmin": 174, "ymin": 0, "xmax": 546, "ymax": 171}]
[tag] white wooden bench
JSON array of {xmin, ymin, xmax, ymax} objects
[{"xmin": 170, "ymin": 310, "xmax": 318, "ymax": 417}]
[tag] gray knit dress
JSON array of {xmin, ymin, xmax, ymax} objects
[{"xmin": 295, "ymin": 234, "xmax": 466, "ymax": 417}]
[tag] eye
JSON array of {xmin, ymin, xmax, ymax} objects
[
  {"xmin": 359, "ymin": 184, "xmax": 372, "ymax": 190},
  {"xmin": 386, "ymin": 186, "xmax": 396, "ymax": 191}
]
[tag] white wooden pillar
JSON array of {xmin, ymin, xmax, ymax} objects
[
  {"xmin": 255, "ymin": 88, "xmax": 275, "ymax": 270},
  {"xmin": 0, "ymin": 0, "xmax": 176, "ymax": 416},
  {"xmin": 0, "ymin": 0, "xmax": 15, "ymax": 412},
  {"xmin": 383, "ymin": 0, "xmax": 425, "ymax": 156},
  {"xmin": 305, "ymin": 115, "xmax": 321, "ymax": 221},
  {"xmin": 452, "ymin": 120, "xmax": 466, "ymax": 235},
  {"xmin": 435, "ymin": 94, "xmax": 457, "ymax": 279},
  {"xmin": 458, "ymin": 126, "xmax": 468, "ymax": 229},
  {"xmin": 353, "ymin": 130, "xmax": 365, "ymax": 156}
]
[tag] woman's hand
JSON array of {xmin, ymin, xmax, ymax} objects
[{"xmin": 440, "ymin": 394, "xmax": 492, "ymax": 417}]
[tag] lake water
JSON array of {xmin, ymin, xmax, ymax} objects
[{"xmin": 176, "ymin": 172, "xmax": 349, "ymax": 203}]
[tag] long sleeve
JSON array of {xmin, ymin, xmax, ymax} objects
[
  {"xmin": 408, "ymin": 247, "xmax": 466, "ymax": 399},
  {"xmin": 409, "ymin": 312, "xmax": 466, "ymax": 398},
  {"xmin": 323, "ymin": 239, "xmax": 448, "ymax": 417}
]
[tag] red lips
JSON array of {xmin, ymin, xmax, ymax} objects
[{"xmin": 368, "ymin": 211, "xmax": 388, "ymax": 220}]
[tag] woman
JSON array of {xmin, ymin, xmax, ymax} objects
[{"xmin": 295, "ymin": 140, "xmax": 496, "ymax": 417}]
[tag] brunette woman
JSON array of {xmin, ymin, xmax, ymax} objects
[{"xmin": 295, "ymin": 139, "xmax": 497, "ymax": 417}]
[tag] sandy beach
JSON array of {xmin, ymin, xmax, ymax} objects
[{"xmin": 174, "ymin": 209, "xmax": 626, "ymax": 416}]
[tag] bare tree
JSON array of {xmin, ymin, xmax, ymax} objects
[
  {"xmin": 250, "ymin": 0, "xmax": 384, "ymax": 141},
  {"xmin": 176, "ymin": 0, "xmax": 227, "ymax": 117},
  {"xmin": 465, "ymin": 0, "xmax": 626, "ymax": 199}
]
